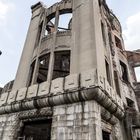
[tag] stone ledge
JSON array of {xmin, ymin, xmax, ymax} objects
[{"xmin": 0, "ymin": 69, "xmax": 125, "ymax": 120}]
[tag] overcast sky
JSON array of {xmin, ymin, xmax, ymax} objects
[{"xmin": 0, "ymin": 0, "xmax": 140, "ymax": 87}]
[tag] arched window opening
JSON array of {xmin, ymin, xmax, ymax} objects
[
  {"xmin": 37, "ymin": 54, "xmax": 50, "ymax": 83},
  {"xmin": 58, "ymin": 13, "xmax": 72, "ymax": 31},
  {"xmin": 53, "ymin": 51, "xmax": 70, "ymax": 80}
]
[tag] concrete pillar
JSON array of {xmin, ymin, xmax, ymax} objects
[
  {"xmin": 31, "ymin": 9, "xmax": 47, "ymax": 85},
  {"xmin": 12, "ymin": 3, "xmax": 44, "ymax": 90},
  {"xmin": 71, "ymin": 0, "xmax": 106, "ymax": 77},
  {"xmin": 47, "ymin": 4, "xmax": 60, "ymax": 82}
]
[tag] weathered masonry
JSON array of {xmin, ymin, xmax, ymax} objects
[{"xmin": 0, "ymin": 0, "xmax": 140, "ymax": 140}]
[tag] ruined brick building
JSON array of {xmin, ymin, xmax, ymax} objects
[{"xmin": 0, "ymin": 0, "xmax": 140, "ymax": 139}]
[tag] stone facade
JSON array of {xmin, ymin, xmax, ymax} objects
[{"xmin": 0, "ymin": 0, "xmax": 140, "ymax": 140}]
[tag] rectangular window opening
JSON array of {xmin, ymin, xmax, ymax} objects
[
  {"xmin": 45, "ymin": 18, "xmax": 55, "ymax": 36},
  {"xmin": 28, "ymin": 61, "xmax": 35, "ymax": 86},
  {"xmin": 120, "ymin": 61, "xmax": 129, "ymax": 82},
  {"xmin": 134, "ymin": 67, "xmax": 140, "ymax": 82},
  {"xmin": 37, "ymin": 54, "xmax": 50, "ymax": 84},
  {"xmin": 114, "ymin": 71, "xmax": 121, "ymax": 97},
  {"xmin": 102, "ymin": 130, "xmax": 110, "ymax": 140},
  {"xmin": 105, "ymin": 60, "xmax": 111, "ymax": 85},
  {"xmin": 58, "ymin": 13, "xmax": 72, "ymax": 31},
  {"xmin": 53, "ymin": 51, "xmax": 70, "ymax": 80},
  {"xmin": 115, "ymin": 36, "xmax": 122, "ymax": 50}
]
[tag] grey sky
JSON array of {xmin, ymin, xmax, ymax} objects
[{"xmin": 0, "ymin": 0, "xmax": 140, "ymax": 87}]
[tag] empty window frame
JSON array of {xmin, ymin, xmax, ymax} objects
[
  {"xmin": 102, "ymin": 130, "xmax": 110, "ymax": 140},
  {"xmin": 134, "ymin": 67, "xmax": 140, "ymax": 82},
  {"xmin": 105, "ymin": 60, "xmax": 111, "ymax": 85},
  {"xmin": 58, "ymin": 13, "xmax": 72, "ymax": 31},
  {"xmin": 120, "ymin": 61, "xmax": 129, "ymax": 82},
  {"xmin": 37, "ymin": 54, "xmax": 50, "ymax": 83},
  {"xmin": 52, "ymin": 51, "xmax": 70, "ymax": 80},
  {"xmin": 115, "ymin": 36, "xmax": 122, "ymax": 49},
  {"xmin": 45, "ymin": 18, "xmax": 55, "ymax": 36},
  {"xmin": 28, "ymin": 61, "xmax": 35, "ymax": 86},
  {"xmin": 114, "ymin": 71, "xmax": 121, "ymax": 97}
]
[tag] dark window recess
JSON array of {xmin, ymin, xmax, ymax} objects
[
  {"xmin": 102, "ymin": 131, "xmax": 110, "ymax": 140},
  {"xmin": 19, "ymin": 119, "xmax": 52, "ymax": 140},
  {"xmin": 120, "ymin": 61, "xmax": 129, "ymax": 82},
  {"xmin": 98, "ymin": 0, "xmax": 102, "ymax": 6},
  {"xmin": 108, "ymin": 32, "xmax": 112, "ymax": 47},
  {"xmin": 114, "ymin": 71, "xmax": 121, "ymax": 97},
  {"xmin": 28, "ymin": 61, "xmax": 35, "ymax": 86},
  {"xmin": 101, "ymin": 22, "xmax": 106, "ymax": 45},
  {"xmin": 36, "ymin": 22, "xmax": 43, "ymax": 47},
  {"xmin": 126, "ymin": 98, "xmax": 134, "ymax": 108},
  {"xmin": 53, "ymin": 51, "xmax": 70, "ymax": 80},
  {"xmin": 37, "ymin": 54, "xmax": 50, "ymax": 84},
  {"xmin": 115, "ymin": 36, "xmax": 122, "ymax": 49},
  {"xmin": 105, "ymin": 60, "xmax": 111, "ymax": 85}
]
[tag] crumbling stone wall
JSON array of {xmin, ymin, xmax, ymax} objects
[{"xmin": 126, "ymin": 50, "xmax": 140, "ymax": 111}]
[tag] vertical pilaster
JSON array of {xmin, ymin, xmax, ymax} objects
[
  {"xmin": 12, "ymin": 3, "xmax": 45, "ymax": 90},
  {"xmin": 31, "ymin": 9, "xmax": 47, "ymax": 85}
]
